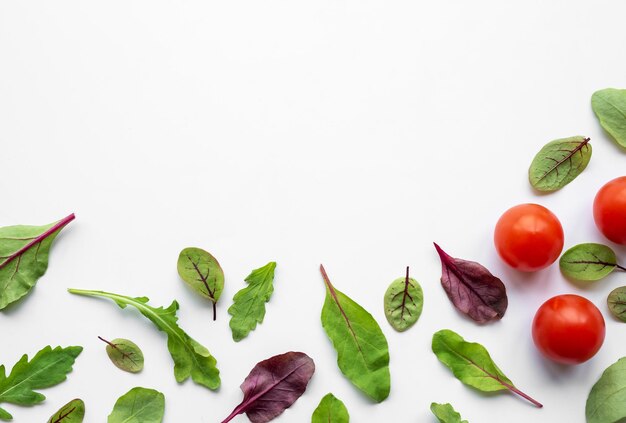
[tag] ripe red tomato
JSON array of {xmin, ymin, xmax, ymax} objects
[
  {"xmin": 532, "ymin": 295, "xmax": 605, "ymax": 364},
  {"xmin": 494, "ymin": 203, "xmax": 564, "ymax": 272},
  {"xmin": 593, "ymin": 176, "xmax": 626, "ymax": 245}
]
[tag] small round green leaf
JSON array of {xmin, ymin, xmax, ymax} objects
[
  {"xmin": 430, "ymin": 402, "xmax": 468, "ymax": 423},
  {"xmin": 102, "ymin": 337, "xmax": 144, "ymax": 373},
  {"xmin": 608, "ymin": 287, "xmax": 626, "ymax": 322},
  {"xmin": 383, "ymin": 269, "xmax": 423, "ymax": 332},
  {"xmin": 47, "ymin": 398, "xmax": 85, "ymax": 423},
  {"xmin": 177, "ymin": 248, "xmax": 224, "ymax": 319},
  {"xmin": 528, "ymin": 136, "xmax": 591, "ymax": 192},
  {"xmin": 311, "ymin": 393, "xmax": 349, "ymax": 423},
  {"xmin": 559, "ymin": 243, "xmax": 617, "ymax": 281},
  {"xmin": 592, "ymin": 88, "xmax": 626, "ymax": 148}
]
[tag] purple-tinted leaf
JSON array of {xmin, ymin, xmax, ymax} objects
[
  {"xmin": 434, "ymin": 243, "xmax": 507, "ymax": 323},
  {"xmin": 221, "ymin": 352, "xmax": 315, "ymax": 423}
]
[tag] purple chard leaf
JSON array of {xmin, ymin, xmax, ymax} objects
[
  {"xmin": 433, "ymin": 243, "xmax": 508, "ymax": 323},
  {"xmin": 221, "ymin": 351, "xmax": 315, "ymax": 423}
]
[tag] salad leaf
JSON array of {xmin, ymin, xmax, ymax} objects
[
  {"xmin": 177, "ymin": 247, "xmax": 224, "ymax": 321},
  {"xmin": 47, "ymin": 398, "xmax": 85, "ymax": 423},
  {"xmin": 98, "ymin": 336, "xmax": 144, "ymax": 373},
  {"xmin": 0, "ymin": 213, "xmax": 75, "ymax": 310},
  {"xmin": 528, "ymin": 136, "xmax": 591, "ymax": 192},
  {"xmin": 434, "ymin": 243, "xmax": 507, "ymax": 323},
  {"xmin": 586, "ymin": 357, "xmax": 626, "ymax": 423},
  {"xmin": 432, "ymin": 329, "xmax": 541, "ymax": 408},
  {"xmin": 0, "ymin": 345, "xmax": 83, "ymax": 421},
  {"xmin": 108, "ymin": 387, "xmax": 164, "ymax": 423},
  {"xmin": 430, "ymin": 403, "xmax": 468, "ymax": 423},
  {"xmin": 68, "ymin": 289, "xmax": 220, "ymax": 390},
  {"xmin": 383, "ymin": 266, "xmax": 423, "ymax": 332},
  {"xmin": 319, "ymin": 265, "xmax": 390, "ymax": 402},
  {"xmin": 608, "ymin": 287, "xmax": 626, "ymax": 322},
  {"xmin": 591, "ymin": 88, "xmax": 626, "ymax": 148},
  {"xmin": 559, "ymin": 243, "xmax": 623, "ymax": 281},
  {"xmin": 311, "ymin": 393, "xmax": 349, "ymax": 423},
  {"xmin": 228, "ymin": 261, "xmax": 277, "ymax": 341},
  {"xmin": 221, "ymin": 351, "xmax": 315, "ymax": 423}
]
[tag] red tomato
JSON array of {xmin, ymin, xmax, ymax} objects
[
  {"xmin": 494, "ymin": 203, "xmax": 564, "ymax": 272},
  {"xmin": 532, "ymin": 294, "xmax": 605, "ymax": 364},
  {"xmin": 593, "ymin": 176, "xmax": 626, "ymax": 245}
]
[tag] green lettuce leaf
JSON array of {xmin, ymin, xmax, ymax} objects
[
  {"xmin": 108, "ymin": 387, "xmax": 164, "ymax": 423},
  {"xmin": 586, "ymin": 357, "xmax": 626, "ymax": 423},
  {"xmin": 311, "ymin": 393, "xmax": 349, "ymax": 423}
]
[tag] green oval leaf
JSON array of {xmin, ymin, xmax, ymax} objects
[
  {"xmin": 592, "ymin": 88, "xmax": 626, "ymax": 148},
  {"xmin": 99, "ymin": 337, "xmax": 144, "ymax": 373},
  {"xmin": 177, "ymin": 247, "xmax": 224, "ymax": 320},
  {"xmin": 528, "ymin": 136, "xmax": 591, "ymax": 192},
  {"xmin": 559, "ymin": 243, "xmax": 617, "ymax": 281},
  {"xmin": 108, "ymin": 387, "xmax": 164, "ymax": 423},
  {"xmin": 586, "ymin": 357, "xmax": 626, "ymax": 423},
  {"xmin": 608, "ymin": 286, "xmax": 626, "ymax": 322},
  {"xmin": 430, "ymin": 403, "xmax": 468, "ymax": 423},
  {"xmin": 311, "ymin": 393, "xmax": 349, "ymax": 423},
  {"xmin": 383, "ymin": 267, "xmax": 423, "ymax": 332},
  {"xmin": 47, "ymin": 399, "xmax": 85, "ymax": 423}
]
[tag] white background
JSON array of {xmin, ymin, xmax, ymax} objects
[{"xmin": 1, "ymin": 1, "xmax": 626, "ymax": 422}]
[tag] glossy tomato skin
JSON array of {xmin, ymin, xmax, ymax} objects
[
  {"xmin": 494, "ymin": 203, "xmax": 564, "ymax": 272},
  {"xmin": 593, "ymin": 176, "xmax": 626, "ymax": 245},
  {"xmin": 532, "ymin": 295, "xmax": 605, "ymax": 365}
]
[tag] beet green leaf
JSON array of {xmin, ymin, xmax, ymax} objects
[
  {"xmin": 311, "ymin": 393, "xmax": 349, "ymax": 423},
  {"xmin": 560, "ymin": 243, "xmax": 622, "ymax": 281},
  {"xmin": 47, "ymin": 398, "xmax": 85, "ymax": 423},
  {"xmin": 528, "ymin": 136, "xmax": 591, "ymax": 192}
]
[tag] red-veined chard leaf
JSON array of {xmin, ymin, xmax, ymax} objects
[
  {"xmin": 177, "ymin": 247, "xmax": 224, "ymax": 321},
  {"xmin": 98, "ymin": 336, "xmax": 144, "ymax": 373},
  {"xmin": 221, "ymin": 351, "xmax": 315, "ymax": 423},
  {"xmin": 528, "ymin": 136, "xmax": 591, "ymax": 192},
  {"xmin": 47, "ymin": 398, "xmax": 85, "ymax": 423},
  {"xmin": 608, "ymin": 287, "xmax": 626, "ymax": 322},
  {"xmin": 0, "ymin": 213, "xmax": 75, "ymax": 310},
  {"xmin": 434, "ymin": 243, "xmax": 507, "ymax": 323},
  {"xmin": 559, "ymin": 243, "xmax": 624, "ymax": 281},
  {"xmin": 383, "ymin": 266, "xmax": 423, "ymax": 332},
  {"xmin": 319, "ymin": 265, "xmax": 390, "ymax": 402}
]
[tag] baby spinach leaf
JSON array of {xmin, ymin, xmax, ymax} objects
[
  {"xmin": 383, "ymin": 266, "xmax": 423, "ymax": 332},
  {"xmin": 0, "ymin": 213, "xmax": 75, "ymax": 310},
  {"xmin": 177, "ymin": 247, "xmax": 224, "ymax": 321},
  {"xmin": 311, "ymin": 393, "xmax": 349, "ymax": 423},
  {"xmin": 108, "ymin": 387, "xmax": 164, "ymax": 423},
  {"xmin": 586, "ymin": 357, "xmax": 626, "ymax": 423},
  {"xmin": 592, "ymin": 88, "xmax": 626, "ymax": 148},
  {"xmin": 47, "ymin": 398, "xmax": 85, "ymax": 423},
  {"xmin": 432, "ymin": 329, "xmax": 541, "ymax": 408},
  {"xmin": 221, "ymin": 351, "xmax": 315, "ymax": 423},
  {"xmin": 228, "ymin": 261, "xmax": 277, "ymax": 342},
  {"xmin": 319, "ymin": 265, "xmax": 390, "ymax": 402},
  {"xmin": 68, "ymin": 289, "xmax": 220, "ymax": 390},
  {"xmin": 0, "ymin": 345, "xmax": 83, "ymax": 421},
  {"xmin": 608, "ymin": 287, "xmax": 626, "ymax": 322},
  {"xmin": 559, "ymin": 243, "xmax": 623, "ymax": 281},
  {"xmin": 430, "ymin": 403, "xmax": 468, "ymax": 423},
  {"xmin": 98, "ymin": 336, "xmax": 144, "ymax": 373},
  {"xmin": 434, "ymin": 243, "xmax": 507, "ymax": 323},
  {"xmin": 528, "ymin": 136, "xmax": 591, "ymax": 192}
]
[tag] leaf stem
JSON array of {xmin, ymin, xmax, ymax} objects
[
  {"xmin": 0, "ymin": 213, "xmax": 75, "ymax": 270},
  {"xmin": 212, "ymin": 301, "xmax": 217, "ymax": 321},
  {"xmin": 498, "ymin": 379, "xmax": 543, "ymax": 408}
]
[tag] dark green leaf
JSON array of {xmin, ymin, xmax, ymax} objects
[
  {"xmin": 586, "ymin": 357, "xmax": 626, "ymax": 423},
  {"xmin": 592, "ymin": 88, "xmax": 626, "ymax": 148},
  {"xmin": 319, "ymin": 265, "xmax": 390, "ymax": 402},
  {"xmin": 108, "ymin": 387, "xmax": 164, "ymax": 423},
  {"xmin": 430, "ymin": 403, "xmax": 468, "ymax": 423},
  {"xmin": 228, "ymin": 261, "xmax": 277, "ymax": 341},
  {"xmin": 608, "ymin": 287, "xmax": 626, "ymax": 322},
  {"xmin": 311, "ymin": 393, "xmax": 349, "ymax": 423},
  {"xmin": 559, "ymin": 243, "xmax": 619, "ymax": 281},
  {"xmin": 99, "ymin": 337, "xmax": 144, "ymax": 373},
  {"xmin": 383, "ymin": 267, "xmax": 423, "ymax": 332},
  {"xmin": 47, "ymin": 398, "xmax": 85, "ymax": 423},
  {"xmin": 177, "ymin": 247, "xmax": 224, "ymax": 320},
  {"xmin": 528, "ymin": 136, "xmax": 591, "ymax": 192}
]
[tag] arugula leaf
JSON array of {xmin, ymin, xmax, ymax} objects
[
  {"xmin": 319, "ymin": 265, "xmax": 390, "ymax": 402},
  {"xmin": 228, "ymin": 261, "xmax": 277, "ymax": 341},
  {"xmin": 0, "ymin": 214, "xmax": 74, "ymax": 310},
  {"xmin": 432, "ymin": 329, "xmax": 541, "ymax": 408},
  {"xmin": 559, "ymin": 243, "xmax": 623, "ymax": 281},
  {"xmin": 311, "ymin": 393, "xmax": 349, "ymax": 423},
  {"xmin": 98, "ymin": 336, "xmax": 144, "ymax": 373},
  {"xmin": 430, "ymin": 403, "xmax": 468, "ymax": 423},
  {"xmin": 586, "ymin": 357, "xmax": 626, "ymax": 423},
  {"xmin": 383, "ymin": 266, "xmax": 423, "ymax": 332},
  {"xmin": 528, "ymin": 136, "xmax": 591, "ymax": 192},
  {"xmin": 592, "ymin": 88, "xmax": 626, "ymax": 148},
  {"xmin": 0, "ymin": 345, "xmax": 82, "ymax": 421},
  {"xmin": 68, "ymin": 289, "xmax": 220, "ymax": 390},
  {"xmin": 47, "ymin": 398, "xmax": 85, "ymax": 423},
  {"xmin": 108, "ymin": 387, "xmax": 164, "ymax": 423},
  {"xmin": 177, "ymin": 247, "xmax": 224, "ymax": 321},
  {"xmin": 608, "ymin": 287, "xmax": 626, "ymax": 322}
]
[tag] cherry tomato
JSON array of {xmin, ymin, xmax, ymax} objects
[
  {"xmin": 532, "ymin": 294, "xmax": 605, "ymax": 364},
  {"xmin": 494, "ymin": 203, "xmax": 564, "ymax": 272},
  {"xmin": 593, "ymin": 176, "xmax": 626, "ymax": 245}
]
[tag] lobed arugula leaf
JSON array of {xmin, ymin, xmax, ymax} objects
[
  {"xmin": 108, "ymin": 387, "xmax": 164, "ymax": 423},
  {"xmin": 311, "ymin": 393, "xmax": 349, "ymax": 423},
  {"xmin": 47, "ymin": 398, "xmax": 85, "ymax": 423},
  {"xmin": 430, "ymin": 402, "xmax": 468, "ymax": 423}
]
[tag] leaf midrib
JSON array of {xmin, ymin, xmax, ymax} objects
[{"xmin": 0, "ymin": 351, "xmax": 70, "ymax": 402}]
